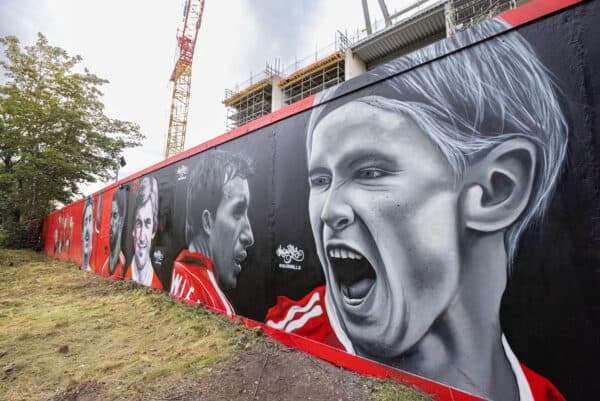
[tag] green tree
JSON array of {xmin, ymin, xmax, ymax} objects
[{"xmin": 0, "ymin": 33, "xmax": 144, "ymax": 247}]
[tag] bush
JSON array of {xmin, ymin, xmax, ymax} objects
[{"xmin": 0, "ymin": 219, "xmax": 41, "ymax": 249}]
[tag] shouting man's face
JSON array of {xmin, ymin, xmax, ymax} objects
[
  {"xmin": 132, "ymin": 200, "xmax": 155, "ymax": 270},
  {"xmin": 208, "ymin": 176, "xmax": 254, "ymax": 290},
  {"xmin": 308, "ymin": 101, "xmax": 462, "ymax": 359},
  {"xmin": 82, "ymin": 203, "xmax": 93, "ymax": 268}
]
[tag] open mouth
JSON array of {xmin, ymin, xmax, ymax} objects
[
  {"xmin": 327, "ymin": 246, "xmax": 376, "ymax": 306},
  {"xmin": 233, "ymin": 252, "xmax": 247, "ymax": 271}
]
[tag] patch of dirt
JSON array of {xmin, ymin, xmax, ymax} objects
[
  {"xmin": 46, "ymin": 340, "xmax": 379, "ymax": 401},
  {"xmin": 48, "ymin": 381, "xmax": 104, "ymax": 401},
  {"xmin": 134, "ymin": 339, "xmax": 373, "ymax": 401}
]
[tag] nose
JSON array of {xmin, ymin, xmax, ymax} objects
[
  {"xmin": 320, "ymin": 189, "xmax": 354, "ymax": 231},
  {"xmin": 240, "ymin": 216, "xmax": 254, "ymax": 247}
]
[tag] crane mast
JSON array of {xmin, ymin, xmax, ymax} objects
[{"xmin": 165, "ymin": 0, "xmax": 205, "ymax": 159}]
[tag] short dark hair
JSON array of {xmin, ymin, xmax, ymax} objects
[
  {"xmin": 185, "ymin": 149, "xmax": 254, "ymax": 245},
  {"xmin": 112, "ymin": 187, "xmax": 127, "ymax": 217}
]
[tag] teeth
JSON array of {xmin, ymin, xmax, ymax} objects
[
  {"xmin": 328, "ymin": 247, "xmax": 363, "ymax": 260},
  {"xmin": 343, "ymin": 294, "xmax": 364, "ymax": 306}
]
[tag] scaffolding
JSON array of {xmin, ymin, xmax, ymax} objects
[
  {"xmin": 224, "ymin": 79, "xmax": 272, "ymax": 131},
  {"xmin": 448, "ymin": 0, "xmax": 522, "ymax": 33},
  {"xmin": 223, "ymin": 63, "xmax": 280, "ymax": 130},
  {"xmin": 280, "ymin": 51, "xmax": 345, "ymax": 106}
]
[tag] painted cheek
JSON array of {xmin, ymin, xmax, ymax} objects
[
  {"xmin": 308, "ymin": 199, "xmax": 326, "ymax": 254},
  {"xmin": 407, "ymin": 192, "xmax": 460, "ymax": 300},
  {"xmin": 309, "ymin": 191, "xmax": 326, "ymax": 223}
]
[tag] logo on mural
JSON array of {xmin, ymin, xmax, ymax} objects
[
  {"xmin": 177, "ymin": 165, "xmax": 189, "ymax": 181},
  {"xmin": 276, "ymin": 244, "xmax": 304, "ymax": 270}
]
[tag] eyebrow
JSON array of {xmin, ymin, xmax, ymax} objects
[
  {"xmin": 307, "ymin": 166, "xmax": 330, "ymax": 177},
  {"xmin": 345, "ymin": 151, "xmax": 401, "ymax": 171}
]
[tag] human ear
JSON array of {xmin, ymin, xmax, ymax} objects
[
  {"xmin": 201, "ymin": 209, "xmax": 213, "ymax": 237},
  {"xmin": 461, "ymin": 138, "xmax": 537, "ymax": 232}
]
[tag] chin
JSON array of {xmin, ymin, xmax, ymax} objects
[{"xmin": 220, "ymin": 278, "xmax": 235, "ymax": 291}]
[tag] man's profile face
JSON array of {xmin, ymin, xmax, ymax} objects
[
  {"xmin": 308, "ymin": 101, "xmax": 462, "ymax": 358},
  {"xmin": 132, "ymin": 200, "xmax": 155, "ymax": 269},
  {"xmin": 109, "ymin": 200, "xmax": 123, "ymax": 254},
  {"xmin": 208, "ymin": 176, "xmax": 254, "ymax": 290},
  {"xmin": 82, "ymin": 203, "xmax": 93, "ymax": 266}
]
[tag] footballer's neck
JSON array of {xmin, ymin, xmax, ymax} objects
[{"xmin": 397, "ymin": 232, "xmax": 519, "ymax": 401}]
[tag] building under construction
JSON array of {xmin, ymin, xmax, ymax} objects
[{"xmin": 223, "ymin": 0, "xmax": 526, "ymax": 130}]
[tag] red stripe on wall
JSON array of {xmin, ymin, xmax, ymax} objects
[
  {"xmin": 41, "ymin": 1, "xmax": 588, "ymax": 398},
  {"xmin": 500, "ymin": 0, "xmax": 585, "ymax": 27},
  {"xmin": 122, "ymin": 94, "xmax": 316, "ymax": 187}
]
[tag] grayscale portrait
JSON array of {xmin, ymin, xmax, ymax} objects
[
  {"xmin": 107, "ymin": 188, "xmax": 127, "ymax": 276},
  {"xmin": 306, "ymin": 19, "xmax": 567, "ymax": 401},
  {"xmin": 67, "ymin": 215, "xmax": 73, "ymax": 250},
  {"xmin": 130, "ymin": 176, "xmax": 161, "ymax": 288},
  {"xmin": 170, "ymin": 150, "xmax": 254, "ymax": 314},
  {"xmin": 81, "ymin": 196, "xmax": 94, "ymax": 271}
]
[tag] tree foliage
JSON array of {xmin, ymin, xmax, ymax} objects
[{"xmin": 0, "ymin": 33, "xmax": 144, "ymax": 247}]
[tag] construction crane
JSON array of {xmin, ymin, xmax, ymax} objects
[{"xmin": 164, "ymin": 0, "xmax": 205, "ymax": 159}]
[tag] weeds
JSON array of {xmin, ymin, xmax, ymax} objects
[
  {"xmin": 0, "ymin": 249, "xmax": 239, "ymax": 400},
  {"xmin": 0, "ymin": 249, "xmax": 430, "ymax": 401}
]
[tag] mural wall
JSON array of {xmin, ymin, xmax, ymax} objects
[{"xmin": 43, "ymin": 1, "xmax": 600, "ymax": 400}]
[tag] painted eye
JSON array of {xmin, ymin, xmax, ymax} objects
[
  {"xmin": 310, "ymin": 175, "xmax": 331, "ymax": 188},
  {"xmin": 357, "ymin": 168, "xmax": 385, "ymax": 179},
  {"xmin": 232, "ymin": 203, "xmax": 246, "ymax": 220}
]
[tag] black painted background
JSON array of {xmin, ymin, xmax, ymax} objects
[
  {"xmin": 501, "ymin": 3, "xmax": 600, "ymax": 400},
  {"xmin": 110, "ymin": 3, "xmax": 600, "ymax": 399}
]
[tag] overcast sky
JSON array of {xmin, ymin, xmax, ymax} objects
[{"xmin": 0, "ymin": 0, "xmax": 415, "ymax": 197}]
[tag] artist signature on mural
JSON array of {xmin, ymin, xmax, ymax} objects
[
  {"xmin": 276, "ymin": 244, "xmax": 304, "ymax": 271},
  {"xmin": 276, "ymin": 244, "xmax": 304, "ymax": 263}
]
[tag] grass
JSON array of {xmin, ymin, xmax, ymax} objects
[
  {"xmin": 0, "ymin": 249, "xmax": 245, "ymax": 400},
  {"xmin": 369, "ymin": 380, "xmax": 433, "ymax": 401},
  {"xmin": 0, "ymin": 249, "xmax": 430, "ymax": 401}
]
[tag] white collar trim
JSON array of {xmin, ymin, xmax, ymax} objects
[
  {"xmin": 206, "ymin": 269, "xmax": 234, "ymax": 317},
  {"xmin": 324, "ymin": 288, "xmax": 355, "ymax": 354},
  {"xmin": 502, "ymin": 334, "xmax": 535, "ymax": 401}
]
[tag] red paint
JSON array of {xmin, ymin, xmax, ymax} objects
[
  {"xmin": 117, "ymin": 94, "xmax": 316, "ymax": 191},
  {"xmin": 500, "ymin": 0, "xmax": 585, "ymax": 27},
  {"xmin": 41, "ymin": 0, "xmax": 586, "ymax": 399}
]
